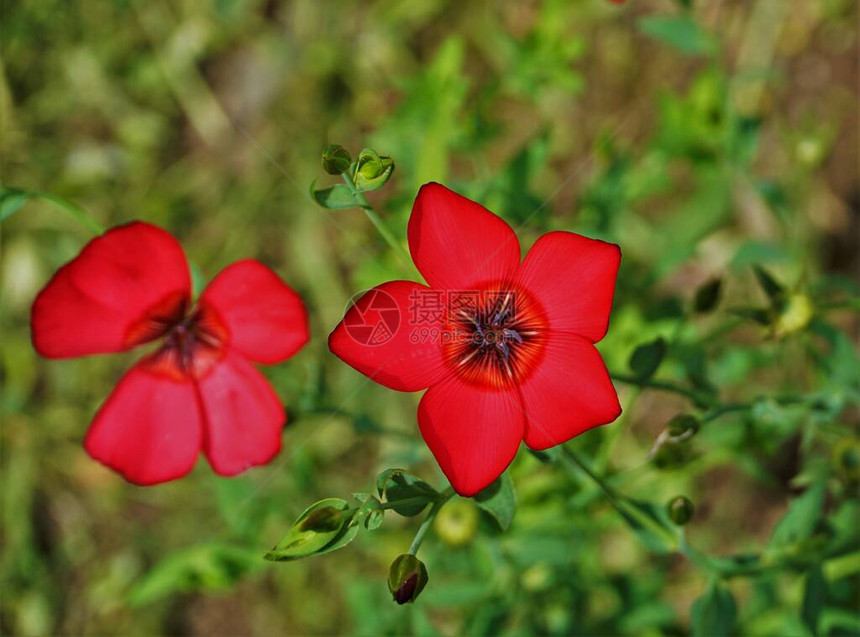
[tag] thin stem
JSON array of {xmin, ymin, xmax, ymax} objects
[
  {"xmin": 408, "ymin": 487, "xmax": 455, "ymax": 555},
  {"xmin": 377, "ymin": 495, "xmax": 437, "ymax": 511},
  {"xmin": 31, "ymin": 191, "xmax": 105, "ymax": 234},
  {"xmin": 340, "ymin": 172, "xmax": 411, "ymax": 265},
  {"xmin": 610, "ymin": 372, "xmax": 714, "ymax": 408}
]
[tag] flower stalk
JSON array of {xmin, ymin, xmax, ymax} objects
[
  {"xmin": 340, "ymin": 171, "xmax": 411, "ymax": 266},
  {"xmin": 409, "ymin": 486, "xmax": 455, "ymax": 555}
]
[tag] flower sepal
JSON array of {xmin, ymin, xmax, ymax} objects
[
  {"xmin": 352, "ymin": 148, "xmax": 394, "ymax": 192},
  {"xmin": 264, "ymin": 498, "xmax": 360, "ymax": 562}
]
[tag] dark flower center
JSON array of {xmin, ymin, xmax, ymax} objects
[
  {"xmin": 443, "ymin": 284, "xmax": 547, "ymax": 388},
  {"xmin": 126, "ymin": 294, "xmax": 228, "ymax": 380}
]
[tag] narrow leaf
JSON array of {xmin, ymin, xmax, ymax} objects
[
  {"xmin": 0, "ymin": 187, "xmax": 32, "ymax": 221},
  {"xmin": 637, "ymin": 16, "xmax": 716, "ymax": 56},
  {"xmin": 691, "ymin": 582, "xmax": 737, "ymax": 637},
  {"xmin": 693, "ymin": 277, "xmax": 722, "ymax": 313},
  {"xmin": 770, "ymin": 482, "xmax": 826, "ymax": 549},
  {"xmin": 802, "ymin": 565, "xmax": 827, "ymax": 636},
  {"xmin": 629, "ymin": 337, "xmax": 667, "ymax": 380},
  {"xmin": 311, "ymin": 183, "xmax": 358, "ymax": 210},
  {"xmin": 753, "ymin": 265, "xmax": 784, "ymax": 302},
  {"xmin": 129, "ymin": 544, "xmax": 261, "ymax": 606}
]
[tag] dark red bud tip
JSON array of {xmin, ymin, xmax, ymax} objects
[
  {"xmin": 394, "ymin": 573, "xmax": 419, "ymax": 605},
  {"xmin": 388, "ymin": 554, "xmax": 429, "ymax": 604}
]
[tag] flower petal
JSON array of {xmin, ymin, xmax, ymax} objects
[
  {"xmin": 520, "ymin": 332, "xmax": 621, "ymax": 450},
  {"xmin": 200, "ymin": 259, "xmax": 309, "ymax": 365},
  {"xmin": 517, "ymin": 231, "xmax": 621, "ymax": 342},
  {"xmin": 32, "ymin": 221, "xmax": 191, "ymax": 358},
  {"xmin": 328, "ymin": 280, "xmax": 450, "ymax": 392},
  {"xmin": 84, "ymin": 362, "xmax": 203, "ymax": 485},
  {"xmin": 418, "ymin": 377, "xmax": 524, "ymax": 496},
  {"xmin": 197, "ymin": 349, "xmax": 285, "ymax": 476},
  {"xmin": 408, "ymin": 182, "xmax": 521, "ymax": 290}
]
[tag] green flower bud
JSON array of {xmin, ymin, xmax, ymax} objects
[
  {"xmin": 667, "ymin": 496, "xmax": 695, "ymax": 525},
  {"xmin": 321, "ymin": 144, "xmax": 352, "ymax": 175},
  {"xmin": 774, "ymin": 293, "xmax": 813, "ymax": 338},
  {"xmin": 667, "ymin": 414, "xmax": 700, "ymax": 439},
  {"xmin": 388, "ymin": 554, "xmax": 429, "ymax": 605},
  {"xmin": 433, "ymin": 499, "xmax": 479, "ymax": 547},
  {"xmin": 352, "ymin": 148, "xmax": 395, "ymax": 191}
]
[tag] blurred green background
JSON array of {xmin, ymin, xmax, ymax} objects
[{"xmin": 2, "ymin": 0, "xmax": 858, "ymax": 634}]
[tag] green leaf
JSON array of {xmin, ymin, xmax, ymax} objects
[
  {"xmin": 628, "ymin": 337, "xmax": 667, "ymax": 380},
  {"xmin": 474, "ymin": 473, "xmax": 516, "ymax": 531},
  {"xmin": 0, "ymin": 187, "xmax": 32, "ymax": 221},
  {"xmin": 376, "ymin": 469, "xmax": 438, "ymax": 517},
  {"xmin": 753, "ymin": 265, "xmax": 785, "ymax": 303},
  {"xmin": 310, "ymin": 182, "xmax": 358, "ymax": 210},
  {"xmin": 728, "ymin": 306, "xmax": 771, "ymax": 325},
  {"xmin": 637, "ymin": 16, "xmax": 716, "ymax": 56},
  {"xmin": 691, "ymin": 581, "xmax": 737, "ymax": 637},
  {"xmin": 770, "ymin": 482, "xmax": 826, "ymax": 549},
  {"xmin": 693, "ymin": 277, "xmax": 722, "ymax": 313},
  {"xmin": 129, "ymin": 543, "xmax": 261, "ymax": 606},
  {"xmin": 264, "ymin": 498, "xmax": 357, "ymax": 561},
  {"xmin": 802, "ymin": 565, "xmax": 827, "ymax": 636}
]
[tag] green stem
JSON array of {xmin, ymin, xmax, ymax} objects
[
  {"xmin": 29, "ymin": 191, "xmax": 105, "ymax": 234},
  {"xmin": 610, "ymin": 372, "xmax": 714, "ymax": 408},
  {"xmin": 408, "ymin": 487, "xmax": 455, "ymax": 555},
  {"xmin": 341, "ymin": 172, "xmax": 411, "ymax": 265},
  {"xmin": 377, "ymin": 495, "xmax": 437, "ymax": 511},
  {"xmin": 702, "ymin": 395, "xmax": 810, "ymax": 423}
]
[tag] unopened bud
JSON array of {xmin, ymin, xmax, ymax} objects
[
  {"xmin": 388, "ymin": 554, "xmax": 428, "ymax": 604},
  {"xmin": 774, "ymin": 293, "xmax": 813, "ymax": 338},
  {"xmin": 667, "ymin": 496, "xmax": 695, "ymax": 525},
  {"xmin": 433, "ymin": 499, "xmax": 478, "ymax": 547},
  {"xmin": 321, "ymin": 144, "xmax": 352, "ymax": 175}
]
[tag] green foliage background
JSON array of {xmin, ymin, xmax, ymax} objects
[{"xmin": 1, "ymin": 0, "xmax": 858, "ymax": 634}]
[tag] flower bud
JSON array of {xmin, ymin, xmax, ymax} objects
[
  {"xmin": 388, "ymin": 554, "xmax": 428, "ymax": 604},
  {"xmin": 667, "ymin": 414, "xmax": 700, "ymax": 439},
  {"xmin": 774, "ymin": 293, "xmax": 813, "ymax": 338},
  {"xmin": 433, "ymin": 499, "xmax": 478, "ymax": 547},
  {"xmin": 355, "ymin": 148, "xmax": 391, "ymax": 179},
  {"xmin": 352, "ymin": 148, "xmax": 395, "ymax": 191},
  {"xmin": 667, "ymin": 496, "xmax": 695, "ymax": 525},
  {"xmin": 321, "ymin": 144, "xmax": 352, "ymax": 175}
]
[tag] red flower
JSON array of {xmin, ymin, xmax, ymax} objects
[
  {"xmin": 31, "ymin": 222, "xmax": 309, "ymax": 485},
  {"xmin": 329, "ymin": 183, "xmax": 621, "ymax": 496}
]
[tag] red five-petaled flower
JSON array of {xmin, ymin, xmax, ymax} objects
[
  {"xmin": 330, "ymin": 183, "xmax": 622, "ymax": 496},
  {"xmin": 31, "ymin": 222, "xmax": 309, "ymax": 485}
]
